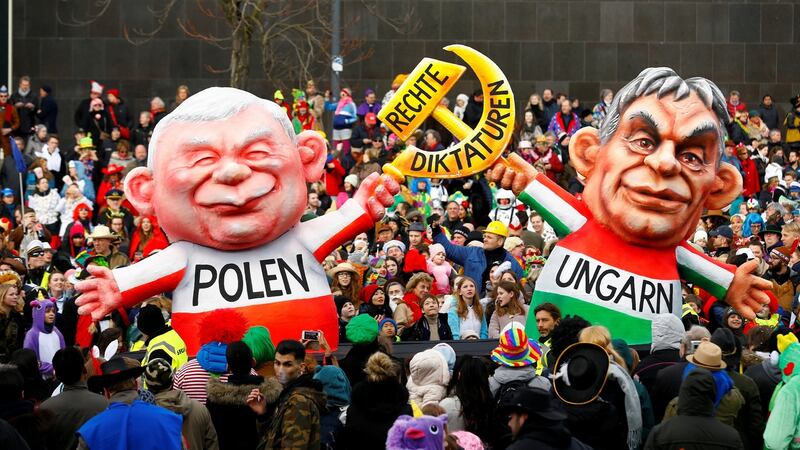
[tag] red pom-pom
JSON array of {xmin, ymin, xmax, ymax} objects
[
  {"xmin": 198, "ymin": 309, "xmax": 249, "ymax": 345},
  {"xmin": 784, "ymin": 362, "xmax": 795, "ymax": 377},
  {"xmin": 515, "ymin": 204, "xmax": 526, "ymax": 211}
]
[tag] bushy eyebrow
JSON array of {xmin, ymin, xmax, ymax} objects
[
  {"xmin": 683, "ymin": 122, "xmax": 718, "ymax": 141},
  {"xmin": 626, "ymin": 111, "xmax": 660, "ymax": 134}
]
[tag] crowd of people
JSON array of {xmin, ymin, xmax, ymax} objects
[{"xmin": 0, "ymin": 72, "xmax": 798, "ymax": 450}]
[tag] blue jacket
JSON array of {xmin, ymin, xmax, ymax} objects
[
  {"xmin": 78, "ymin": 400, "xmax": 183, "ymax": 450},
  {"xmin": 447, "ymin": 300, "xmax": 489, "ymax": 339},
  {"xmin": 433, "ymin": 231, "xmax": 523, "ymax": 296}
]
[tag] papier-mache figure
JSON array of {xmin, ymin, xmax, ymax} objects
[
  {"xmin": 489, "ymin": 67, "xmax": 771, "ymax": 344},
  {"xmin": 75, "ymin": 87, "xmax": 399, "ymax": 354}
]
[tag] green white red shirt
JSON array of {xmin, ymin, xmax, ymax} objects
[{"xmin": 519, "ymin": 173, "xmax": 735, "ymax": 345}]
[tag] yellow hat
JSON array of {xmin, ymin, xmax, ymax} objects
[
  {"xmin": 484, "ymin": 221, "xmax": 509, "ymax": 238},
  {"xmin": 778, "ymin": 332, "xmax": 799, "ymax": 353},
  {"xmin": 392, "ymin": 74, "xmax": 408, "ymax": 87},
  {"xmin": 274, "ymin": 90, "xmax": 284, "ymax": 101}
]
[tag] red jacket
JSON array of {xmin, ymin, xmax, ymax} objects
[
  {"xmin": 740, "ymin": 157, "xmax": 761, "ymax": 198},
  {"xmin": 324, "ymin": 159, "xmax": 345, "ymax": 196}
]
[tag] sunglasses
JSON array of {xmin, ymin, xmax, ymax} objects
[{"xmin": 28, "ymin": 251, "xmax": 43, "ymax": 258}]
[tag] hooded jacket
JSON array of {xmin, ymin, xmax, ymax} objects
[
  {"xmin": 262, "ymin": 374, "xmax": 327, "ymax": 450},
  {"xmin": 489, "ymin": 365, "xmax": 551, "ymax": 396},
  {"xmin": 636, "ymin": 315, "xmax": 684, "ymax": 394},
  {"xmin": 744, "ymin": 355, "xmax": 781, "ymax": 414},
  {"xmin": 508, "ymin": 421, "xmax": 593, "ymax": 450},
  {"xmin": 342, "ymin": 378, "xmax": 413, "ymax": 450},
  {"xmin": 406, "ymin": 349, "xmax": 450, "ymax": 407},
  {"xmin": 23, "ymin": 299, "xmax": 64, "ymax": 376},
  {"xmin": 644, "ymin": 369, "xmax": 743, "ymax": 449},
  {"xmin": 155, "ymin": 389, "xmax": 219, "ymax": 450},
  {"xmin": 206, "ymin": 374, "xmax": 281, "ymax": 450}
]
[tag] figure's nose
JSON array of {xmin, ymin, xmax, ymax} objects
[
  {"xmin": 643, "ymin": 141, "xmax": 681, "ymax": 176},
  {"xmin": 213, "ymin": 160, "xmax": 252, "ymax": 185}
]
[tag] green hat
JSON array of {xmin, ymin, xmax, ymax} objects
[
  {"xmin": 242, "ymin": 326, "xmax": 276, "ymax": 364},
  {"xmin": 346, "ymin": 314, "xmax": 379, "ymax": 344},
  {"xmin": 78, "ymin": 135, "xmax": 95, "ymax": 150}
]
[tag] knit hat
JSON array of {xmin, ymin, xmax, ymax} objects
[
  {"xmin": 313, "ymin": 366, "xmax": 351, "ymax": 407},
  {"xmin": 196, "ymin": 342, "xmax": 229, "ymax": 374},
  {"xmin": 136, "ymin": 304, "xmax": 165, "ymax": 336},
  {"xmin": 90, "ymin": 80, "xmax": 104, "ymax": 94},
  {"xmin": 428, "ymin": 243, "xmax": 445, "ymax": 260},
  {"xmin": 383, "ymin": 240, "xmax": 406, "ymax": 253},
  {"xmin": 490, "ymin": 323, "xmax": 542, "ymax": 367},
  {"xmin": 503, "ymin": 236, "xmax": 524, "ymax": 252},
  {"xmin": 408, "ymin": 222, "xmax": 426, "ymax": 233},
  {"xmin": 242, "ymin": 326, "xmax": 276, "ymax": 364},
  {"xmin": 432, "ymin": 343, "xmax": 456, "ymax": 373},
  {"xmin": 346, "ymin": 314, "xmax": 379, "ymax": 344},
  {"xmin": 144, "ymin": 358, "xmax": 173, "ymax": 393},
  {"xmin": 334, "ymin": 295, "xmax": 353, "ymax": 315},
  {"xmin": 402, "ymin": 248, "xmax": 428, "ymax": 273},
  {"xmin": 452, "ymin": 226, "xmax": 469, "ymax": 240},
  {"xmin": 692, "ymin": 229, "xmax": 708, "ymax": 243},
  {"xmin": 344, "ymin": 174, "xmax": 359, "ymax": 188},
  {"xmin": 360, "ymin": 284, "xmax": 384, "ymax": 305},
  {"xmin": 451, "ymin": 431, "xmax": 485, "ymax": 450},
  {"xmin": 770, "ymin": 246, "xmax": 792, "ymax": 264},
  {"xmin": 379, "ymin": 318, "xmax": 397, "ymax": 333}
]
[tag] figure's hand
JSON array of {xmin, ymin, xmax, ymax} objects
[
  {"xmin": 353, "ymin": 173, "xmax": 400, "ymax": 222},
  {"xmin": 246, "ymin": 388, "xmax": 266, "ymax": 415},
  {"xmin": 487, "ymin": 153, "xmax": 538, "ymax": 196},
  {"xmin": 724, "ymin": 259, "xmax": 772, "ymax": 320},
  {"xmin": 75, "ymin": 265, "xmax": 123, "ymax": 321}
]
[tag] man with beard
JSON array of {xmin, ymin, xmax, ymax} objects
[{"xmin": 9, "ymin": 76, "xmax": 36, "ymax": 139}]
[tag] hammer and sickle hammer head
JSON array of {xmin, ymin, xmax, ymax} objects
[{"xmin": 378, "ymin": 44, "xmax": 515, "ymax": 181}]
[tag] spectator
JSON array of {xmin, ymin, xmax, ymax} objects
[
  {"xmin": 358, "ymin": 284, "xmax": 392, "ymax": 319},
  {"xmin": 758, "ymin": 95, "xmax": 780, "ymax": 131},
  {"xmin": 144, "ymin": 358, "xmax": 220, "ymax": 450},
  {"xmin": 635, "ymin": 314, "xmax": 684, "ymax": 394},
  {"xmin": 0, "ymin": 363, "xmax": 49, "ymax": 450},
  {"xmin": 727, "ymin": 90, "xmax": 746, "ymax": 120},
  {"xmin": 488, "ymin": 281, "xmax": 528, "ymax": 339},
  {"xmin": 401, "ymin": 295, "xmax": 453, "ymax": 341},
  {"xmin": 499, "ymin": 387, "xmax": 591, "ymax": 450},
  {"xmin": 447, "ymin": 276, "xmax": 487, "ymax": 340},
  {"xmin": 207, "ymin": 341, "xmax": 279, "ymax": 450},
  {"xmin": 36, "ymin": 85, "xmax": 57, "ymax": 134},
  {"xmin": 592, "ymin": 89, "xmax": 613, "ymax": 128},
  {"xmin": 341, "ymin": 351, "xmax": 412, "ymax": 449},
  {"xmin": 150, "ymin": 96, "xmax": 167, "ymax": 125},
  {"xmin": 28, "ymin": 177, "xmax": 60, "ymax": 235},
  {"xmin": 331, "ymin": 88, "xmax": 357, "ymax": 157},
  {"xmin": 169, "ymin": 85, "xmax": 190, "ymax": 112},
  {"xmin": 81, "ymin": 97, "xmax": 111, "ymax": 148},
  {"xmin": 645, "ymin": 369, "xmax": 743, "ymax": 450},
  {"xmin": 246, "ymin": 339, "xmax": 327, "ymax": 449},
  {"xmin": 137, "ymin": 304, "xmax": 187, "ymax": 371},
  {"xmin": 40, "ymin": 346, "xmax": 107, "ymax": 450},
  {"xmin": 463, "ymin": 89, "xmax": 484, "ymax": 129},
  {"xmin": 356, "ymin": 89, "xmax": 381, "ymax": 121},
  {"xmin": 0, "ymin": 283, "xmax": 24, "ymax": 363},
  {"xmin": 78, "ymin": 357, "xmax": 183, "ymax": 449},
  {"xmin": 547, "ymin": 98, "xmax": 581, "ymax": 137},
  {"xmin": 394, "ymin": 272, "xmax": 432, "ymax": 332},
  {"xmin": 313, "ymin": 365, "xmax": 351, "ymax": 449},
  {"xmin": 10, "ymin": 76, "xmax": 36, "ymax": 139},
  {"xmin": 440, "ymin": 355, "xmax": 494, "ymax": 439},
  {"xmin": 132, "ymin": 111, "xmax": 154, "ymax": 149},
  {"xmin": 23, "ymin": 299, "xmax": 64, "ymax": 378},
  {"xmin": 24, "ymin": 124, "xmax": 47, "ymax": 160},
  {"xmin": 339, "ymin": 314, "xmax": 381, "ymax": 386}
]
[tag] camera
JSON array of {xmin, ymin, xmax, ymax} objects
[{"xmin": 301, "ymin": 330, "xmax": 320, "ymax": 341}]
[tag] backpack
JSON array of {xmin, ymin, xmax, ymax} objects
[{"xmin": 494, "ymin": 379, "xmax": 529, "ymax": 408}]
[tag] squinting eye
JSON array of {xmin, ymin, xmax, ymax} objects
[
  {"xmin": 679, "ymin": 152, "xmax": 705, "ymax": 168},
  {"xmin": 193, "ymin": 155, "xmax": 217, "ymax": 166},
  {"xmin": 247, "ymin": 150, "xmax": 271, "ymax": 160}
]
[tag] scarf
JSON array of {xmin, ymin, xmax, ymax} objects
[
  {"xmin": 335, "ymin": 96, "xmax": 353, "ymax": 115},
  {"xmin": 607, "ymin": 362, "xmax": 642, "ymax": 450},
  {"xmin": 682, "ymin": 363, "xmax": 734, "ymax": 408},
  {"xmin": 556, "ymin": 112, "xmax": 574, "ymax": 134},
  {"xmin": 37, "ymin": 144, "xmax": 62, "ymax": 172}
]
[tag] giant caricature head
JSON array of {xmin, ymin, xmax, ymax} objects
[
  {"xmin": 124, "ymin": 87, "xmax": 326, "ymax": 251},
  {"xmin": 569, "ymin": 68, "xmax": 742, "ymax": 248}
]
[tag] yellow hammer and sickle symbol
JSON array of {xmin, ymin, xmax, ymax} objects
[{"xmin": 378, "ymin": 44, "xmax": 515, "ymax": 181}]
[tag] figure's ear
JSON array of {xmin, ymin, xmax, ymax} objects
[
  {"xmin": 569, "ymin": 127, "xmax": 602, "ymax": 177},
  {"xmin": 296, "ymin": 130, "xmax": 327, "ymax": 182},
  {"xmin": 124, "ymin": 167, "xmax": 156, "ymax": 216},
  {"xmin": 704, "ymin": 161, "xmax": 743, "ymax": 209}
]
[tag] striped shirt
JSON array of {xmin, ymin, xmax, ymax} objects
[{"xmin": 172, "ymin": 358, "xmax": 258, "ymax": 405}]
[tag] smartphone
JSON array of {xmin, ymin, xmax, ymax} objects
[{"xmin": 302, "ymin": 330, "xmax": 320, "ymax": 341}]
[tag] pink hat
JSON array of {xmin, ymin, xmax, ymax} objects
[
  {"xmin": 428, "ymin": 243, "xmax": 445, "ymax": 260},
  {"xmin": 451, "ymin": 431, "xmax": 484, "ymax": 450}
]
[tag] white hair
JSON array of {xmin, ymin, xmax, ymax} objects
[{"xmin": 147, "ymin": 87, "xmax": 296, "ymax": 171}]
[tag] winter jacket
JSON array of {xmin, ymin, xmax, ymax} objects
[
  {"xmin": 155, "ymin": 389, "xmax": 219, "ymax": 450},
  {"xmin": 324, "ymin": 159, "xmax": 346, "ymax": 196},
  {"xmin": 0, "ymin": 418, "xmax": 30, "ymax": 450},
  {"xmin": 405, "ymin": 349, "xmax": 450, "ymax": 407},
  {"xmin": 341, "ymin": 378, "xmax": 412, "ymax": 450},
  {"xmin": 28, "ymin": 189, "xmax": 60, "ymax": 225},
  {"xmin": 463, "ymin": 98, "xmax": 483, "ymax": 128},
  {"xmin": 40, "ymin": 382, "xmax": 108, "ymax": 450},
  {"xmin": 785, "ymin": 110, "xmax": 800, "ymax": 145},
  {"xmin": 644, "ymin": 369, "xmax": 743, "ymax": 450},
  {"xmin": 23, "ymin": 300, "xmax": 65, "ymax": 376},
  {"xmin": 744, "ymin": 357, "xmax": 781, "ymax": 414},
  {"xmin": 562, "ymin": 373, "xmax": 633, "ymax": 450},
  {"xmin": 447, "ymin": 301, "xmax": 488, "ymax": 339},
  {"xmin": 77, "ymin": 395, "xmax": 183, "ymax": 450},
  {"xmin": 728, "ymin": 371, "xmax": 764, "ymax": 450},
  {"xmin": 508, "ymin": 423, "xmax": 593, "ymax": 450},
  {"xmin": 662, "ymin": 377, "xmax": 744, "ymax": 428},
  {"xmin": 206, "ymin": 374, "xmax": 280, "ymax": 450},
  {"xmin": 401, "ymin": 313, "xmax": 453, "ymax": 341},
  {"xmin": 433, "ymin": 229, "xmax": 523, "ymax": 296},
  {"xmin": 37, "ymin": 95, "xmax": 58, "ymax": 134},
  {"xmin": 489, "ymin": 365, "xmax": 551, "ymax": 396},
  {"xmin": 260, "ymin": 374, "xmax": 327, "ymax": 450},
  {"xmin": 548, "ymin": 112, "xmax": 581, "ymax": 136},
  {"xmin": 10, "ymin": 90, "xmax": 37, "ymax": 137},
  {"xmin": 758, "ymin": 103, "xmax": 780, "ymax": 130},
  {"xmin": 488, "ymin": 303, "xmax": 529, "ymax": 339},
  {"xmin": 0, "ymin": 311, "xmax": 24, "ymax": 363}
]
